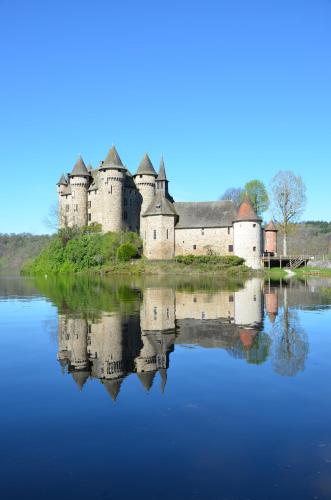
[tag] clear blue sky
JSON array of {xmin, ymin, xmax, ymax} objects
[{"xmin": 1, "ymin": 0, "xmax": 330, "ymax": 233}]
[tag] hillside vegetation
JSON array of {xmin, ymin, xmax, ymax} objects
[
  {"xmin": 277, "ymin": 221, "xmax": 331, "ymax": 256},
  {"xmin": 0, "ymin": 233, "xmax": 53, "ymax": 273}
]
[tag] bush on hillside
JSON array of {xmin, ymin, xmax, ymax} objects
[
  {"xmin": 175, "ymin": 255, "xmax": 244, "ymax": 266},
  {"xmin": 116, "ymin": 243, "xmax": 138, "ymax": 262}
]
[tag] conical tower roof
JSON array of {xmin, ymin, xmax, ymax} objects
[
  {"xmin": 159, "ymin": 368, "xmax": 167, "ymax": 394},
  {"xmin": 71, "ymin": 156, "xmax": 90, "ymax": 177},
  {"xmin": 137, "ymin": 370, "xmax": 156, "ymax": 391},
  {"xmin": 265, "ymin": 220, "xmax": 277, "ymax": 231},
  {"xmin": 102, "ymin": 145, "xmax": 124, "ymax": 169},
  {"xmin": 71, "ymin": 370, "xmax": 90, "ymax": 390},
  {"xmin": 157, "ymin": 156, "xmax": 167, "ymax": 181},
  {"xmin": 234, "ymin": 196, "xmax": 261, "ymax": 222},
  {"xmin": 142, "ymin": 191, "xmax": 177, "ymax": 217},
  {"xmin": 135, "ymin": 153, "xmax": 157, "ymax": 176},
  {"xmin": 102, "ymin": 378, "xmax": 123, "ymax": 401},
  {"xmin": 57, "ymin": 173, "xmax": 68, "ymax": 186}
]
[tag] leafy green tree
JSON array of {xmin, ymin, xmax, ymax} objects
[{"xmin": 244, "ymin": 179, "xmax": 269, "ymax": 217}]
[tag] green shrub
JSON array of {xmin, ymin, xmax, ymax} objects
[
  {"xmin": 116, "ymin": 243, "xmax": 138, "ymax": 262},
  {"xmin": 175, "ymin": 255, "xmax": 244, "ymax": 266}
]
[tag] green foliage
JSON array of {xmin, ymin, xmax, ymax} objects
[
  {"xmin": 116, "ymin": 243, "xmax": 138, "ymax": 262},
  {"xmin": 243, "ymin": 179, "xmax": 269, "ymax": 216},
  {"xmin": 22, "ymin": 230, "xmax": 142, "ymax": 274},
  {"xmin": 175, "ymin": 255, "xmax": 244, "ymax": 266}
]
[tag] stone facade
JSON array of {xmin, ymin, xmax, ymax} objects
[{"xmin": 57, "ymin": 145, "xmax": 275, "ymax": 269}]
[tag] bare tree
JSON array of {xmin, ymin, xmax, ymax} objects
[
  {"xmin": 43, "ymin": 202, "xmax": 60, "ymax": 232},
  {"xmin": 270, "ymin": 171, "xmax": 306, "ymax": 256},
  {"xmin": 220, "ymin": 187, "xmax": 244, "ymax": 207}
]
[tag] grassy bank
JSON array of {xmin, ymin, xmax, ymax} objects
[
  {"xmin": 21, "ymin": 227, "xmax": 250, "ymax": 276},
  {"xmin": 293, "ymin": 267, "xmax": 331, "ymax": 278}
]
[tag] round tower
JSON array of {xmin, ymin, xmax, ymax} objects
[
  {"xmin": 99, "ymin": 145, "xmax": 125, "ymax": 232},
  {"xmin": 264, "ymin": 220, "xmax": 278, "ymax": 254},
  {"xmin": 69, "ymin": 157, "xmax": 90, "ymax": 227},
  {"xmin": 233, "ymin": 197, "xmax": 262, "ymax": 269},
  {"xmin": 133, "ymin": 153, "xmax": 157, "ymax": 235},
  {"xmin": 56, "ymin": 174, "xmax": 68, "ymax": 228}
]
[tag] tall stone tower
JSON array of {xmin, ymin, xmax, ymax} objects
[
  {"xmin": 69, "ymin": 157, "xmax": 90, "ymax": 227},
  {"xmin": 133, "ymin": 153, "xmax": 157, "ymax": 235},
  {"xmin": 56, "ymin": 174, "xmax": 69, "ymax": 228},
  {"xmin": 233, "ymin": 197, "xmax": 262, "ymax": 270},
  {"xmin": 142, "ymin": 158, "xmax": 177, "ymax": 259},
  {"xmin": 264, "ymin": 220, "xmax": 278, "ymax": 254},
  {"xmin": 99, "ymin": 146, "xmax": 126, "ymax": 232}
]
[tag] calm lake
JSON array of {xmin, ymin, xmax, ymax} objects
[{"xmin": 1, "ymin": 274, "xmax": 331, "ymax": 500}]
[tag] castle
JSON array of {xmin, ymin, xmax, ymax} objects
[{"xmin": 57, "ymin": 145, "xmax": 277, "ymax": 269}]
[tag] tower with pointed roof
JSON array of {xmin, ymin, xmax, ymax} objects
[
  {"xmin": 142, "ymin": 158, "xmax": 177, "ymax": 259},
  {"xmin": 69, "ymin": 156, "xmax": 90, "ymax": 227},
  {"xmin": 133, "ymin": 153, "xmax": 157, "ymax": 235},
  {"xmin": 264, "ymin": 220, "xmax": 278, "ymax": 254},
  {"xmin": 233, "ymin": 197, "xmax": 262, "ymax": 269},
  {"xmin": 98, "ymin": 145, "xmax": 126, "ymax": 232}
]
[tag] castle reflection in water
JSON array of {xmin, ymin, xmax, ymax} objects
[{"xmin": 57, "ymin": 278, "xmax": 285, "ymax": 400}]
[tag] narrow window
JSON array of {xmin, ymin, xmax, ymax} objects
[
  {"xmin": 88, "ymin": 201, "xmax": 91, "ymax": 208},
  {"xmin": 153, "ymin": 230, "xmax": 156, "ymax": 240},
  {"xmin": 193, "ymin": 244, "xmax": 197, "ymax": 250},
  {"xmin": 228, "ymin": 244, "xmax": 233, "ymax": 252},
  {"xmin": 229, "ymin": 295, "xmax": 234, "ymax": 302},
  {"xmin": 166, "ymin": 229, "xmax": 169, "ymax": 239},
  {"xmin": 202, "ymin": 312, "xmax": 205, "ymax": 320},
  {"xmin": 253, "ymin": 246, "xmax": 256, "ymax": 252},
  {"xmin": 253, "ymin": 223, "xmax": 256, "ymax": 227},
  {"xmin": 227, "ymin": 227, "xmax": 230, "ymax": 235},
  {"xmin": 201, "ymin": 228, "xmax": 204, "ymax": 235},
  {"xmin": 88, "ymin": 213, "xmax": 91, "ymax": 221}
]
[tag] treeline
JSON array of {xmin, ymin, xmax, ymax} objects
[
  {"xmin": 0, "ymin": 233, "xmax": 53, "ymax": 272},
  {"xmin": 278, "ymin": 221, "xmax": 331, "ymax": 257}
]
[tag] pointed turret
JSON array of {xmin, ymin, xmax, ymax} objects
[
  {"xmin": 71, "ymin": 370, "xmax": 90, "ymax": 390},
  {"xmin": 70, "ymin": 156, "xmax": 90, "ymax": 177},
  {"xmin": 234, "ymin": 196, "xmax": 261, "ymax": 223},
  {"xmin": 102, "ymin": 145, "xmax": 124, "ymax": 169},
  {"xmin": 137, "ymin": 371, "xmax": 156, "ymax": 391},
  {"xmin": 157, "ymin": 156, "xmax": 167, "ymax": 181},
  {"xmin": 135, "ymin": 153, "xmax": 157, "ymax": 176},
  {"xmin": 102, "ymin": 378, "xmax": 123, "ymax": 401},
  {"xmin": 57, "ymin": 173, "xmax": 68, "ymax": 186},
  {"xmin": 159, "ymin": 368, "xmax": 167, "ymax": 393}
]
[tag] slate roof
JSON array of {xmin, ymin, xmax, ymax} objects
[
  {"xmin": 234, "ymin": 197, "xmax": 261, "ymax": 222},
  {"xmin": 143, "ymin": 191, "xmax": 177, "ymax": 217},
  {"xmin": 57, "ymin": 173, "xmax": 68, "ymax": 185},
  {"xmin": 157, "ymin": 157, "xmax": 167, "ymax": 180},
  {"xmin": 137, "ymin": 371, "xmax": 156, "ymax": 391},
  {"xmin": 174, "ymin": 201, "xmax": 237, "ymax": 228},
  {"xmin": 71, "ymin": 156, "xmax": 90, "ymax": 177},
  {"xmin": 102, "ymin": 145, "xmax": 125, "ymax": 170},
  {"xmin": 135, "ymin": 153, "xmax": 157, "ymax": 176}
]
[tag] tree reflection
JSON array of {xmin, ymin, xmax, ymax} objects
[{"xmin": 271, "ymin": 288, "xmax": 309, "ymax": 377}]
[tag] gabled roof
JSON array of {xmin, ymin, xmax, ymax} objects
[
  {"xmin": 174, "ymin": 200, "xmax": 237, "ymax": 228},
  {"xmin": 265, "ymin": 220, "xmax": 277, "ymax": 231},
  {"xmin": 135, "ymin": 153, "xmax": 157, "ymax": 176},
  {"xmin": 71, "ymin": 156, "xmax": 90, "ymax": 177},
  {"xmin": 234, "ymin": 197, "xmax": 261, "ymax": 222},
  {"xmin": 102, "ymin": 145, "xmax": 125, "ymax": 170},
  {"xmin": 57, "ymin": 173, "xmax": 68, "ymax": 186},
  {"xmin": 142, "ymin": 191, "xmax": 177, "ymax": 217},
  {"xmin": 157, "ymin": 157, "xmax": 167, "ymax": 181}
]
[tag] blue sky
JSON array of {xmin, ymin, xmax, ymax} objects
[{"xmin": 1, "ymin": 0, "xmax": 330, "ymax": 233}]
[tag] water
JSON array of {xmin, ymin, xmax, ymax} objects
[{"xmin": 1, "ymin": 274, "xmax": 331, "ymax": 500}]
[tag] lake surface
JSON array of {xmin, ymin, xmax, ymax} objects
[{"xmin": 1, "ymin": 274, "xmax": 331, "ymax": 500}]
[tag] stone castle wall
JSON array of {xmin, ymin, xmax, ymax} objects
[
  {"xmin": 174, "ymin": 227, "xmax": 234, "ymax": 256},
  {"xmin": 143, "ymin": 215, "xmax": 176, "ymax": 259}
]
